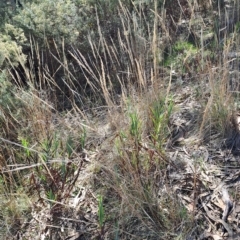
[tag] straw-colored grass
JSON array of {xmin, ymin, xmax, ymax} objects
[{"xmin": 0, "ymin": 0, "xmax": 239, "ymax": 239}]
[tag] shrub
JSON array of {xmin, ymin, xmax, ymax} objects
[
  {"xmin": 13, "ymin": 0, "xmax": 80, "ymax": 44},
  {"xmin": 0, "ymin": 24, "xmax": 27, "ymax": 69}
]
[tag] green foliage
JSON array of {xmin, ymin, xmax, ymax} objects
[
  {"xmin": 178, "ymin": 205, "xmax": 188, "ymax": 219},
  {"xmin": 13, "ymin": 0, "xmax": 83, "ymax": 44},
  {"xmin": 30, "ymin": 136, "xmax": 81, "ymax": 212},
  {"xmin": 41, "ymin": 136, "xmax": 57, "ymax": 162},
  {"xmin": 173, "ymin": 41, "xmax": 197, "ymax": 53},
  {"xmin": 150, "ymin": 97, "xmax": 173, "ymax": 147},
  {"xmin": 235, "ymin": 21, "xmax": 240, "ymax": 33},
  {"xmin": 46, "ymin": 189, "xmax": 56, "ymax": 201},
  {"xmin": 20, "ymin": 137, "xmax": 30, "ymax": 157},
  {"xmin": 86, "ymin": 0, "xmax": 119, "ymax": 10},
  {"xmin": 0, "ymin": 71, "xmax": 14, "ymax": 106},
  {"xmin": 46, "ymin": 189, "xmax": 56, "ymax": 206},
  {"xmin": 164, "ymin": 41, "xmax": 198, "ymax": 71},
  {"xmin": 80, "ymin": 127, "xmax": 87, "ymax": 150},
  {"xmin": 0, "ymin": 1, "xmax": 21, "ymax": 29},
  {"xmin": 129, "ymin": 111, "xmax": 142, "ymax": 141},
  {"xmin": 12, "ymin": 0, "xmax": 156, "ymax": 49},
  {"xmin": 66, "ymin": 136, "xmax": 74, "ymax": 158},
  {"xmin": 97, "ymin": 194, "xmax": 106, "ymax": 238},
  {"xmin": 98, "ymin": 195, "xmax": 105, "ymax": 228},
  {"xmin": 4, "ymin": 23, "xmax": 27, "ymax": 44},
  {"xmin": 6, "ymin": 0, "xmax": 130, "ymax": 72},
  {"xmin": 0, "ymin": 70, "xmax": 22, "ymax": 138},
  {"xmin": 0, "ymin": 24, "xmax": 27, "ymax": 68},
  {"xmin": 114, "ymin": 221, "xmax": 120, "ymax": 240}
]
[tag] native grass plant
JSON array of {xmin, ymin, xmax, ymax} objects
[
  {"xmin": 28, "ymin": 134, "xmax": 83, "ymax": 211},
  {"xmin": 62, "ymin": 1, "xmax": 192, "ymax": 238},
  {"xmin": 0, "ymin": 52, "xmax": 87, "ymax": 238},
  {"xmin": 0, "ymin": 36, "xmax": 95, "ymax": 237},
  {"xmin": 61, "ymin": 2, "xmax": 192, "ymax": 237},
  {"xmin": 0, "ymin": 100, "xmax": 86, "ymax": 238},
  {"xmin": 87, "ymin": 91, "xmax": 189, "ymax": 238},
  {"xmin": 0, "ymin": 70, "xmax": 16, "ymax": 113},
  {"xmin": 199, "ymin": 39, "xmax": 237, "ymax": 141},
  {"xmin": 0, "ymin": 187, "xmax": 30, "ymax": 238},
  {"xmin": 97, "ymin": 194, "xmax": 106, "ymax": 239},
  {"xmin": 94, "ymin": 98, "xmax": 190, "ymax": 238},
  {"xmin": 129, "ymin": 110, "xmax": 142, "ymax": 142},
  {"xmin": 68, "ymin": 0, "xmax": 166, "ymax": 102},
  {"xmin": 150, "ymin": 96, "xmax": 173, "ymax": 148},
  {"xmin": 164, "ymin": 41, "xmax": 199, "ymax": 73}
]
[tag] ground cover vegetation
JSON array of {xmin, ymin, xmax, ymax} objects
[{"xmin": 1, "ymin": 0, "xmax": 240, "ymax": 239}]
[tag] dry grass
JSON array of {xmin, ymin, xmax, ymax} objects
[
  {"xmin": 0, "ymin": 0, "xmax": 240, "ymax": 239},
  {"xmin": 199, "ymin": 40, "xmax": 237, "ymax": 142}
]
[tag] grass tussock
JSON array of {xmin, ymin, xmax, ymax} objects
[{"xmin": 199, "ymin": 41, "xmax": 237, "ymax": 141}]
